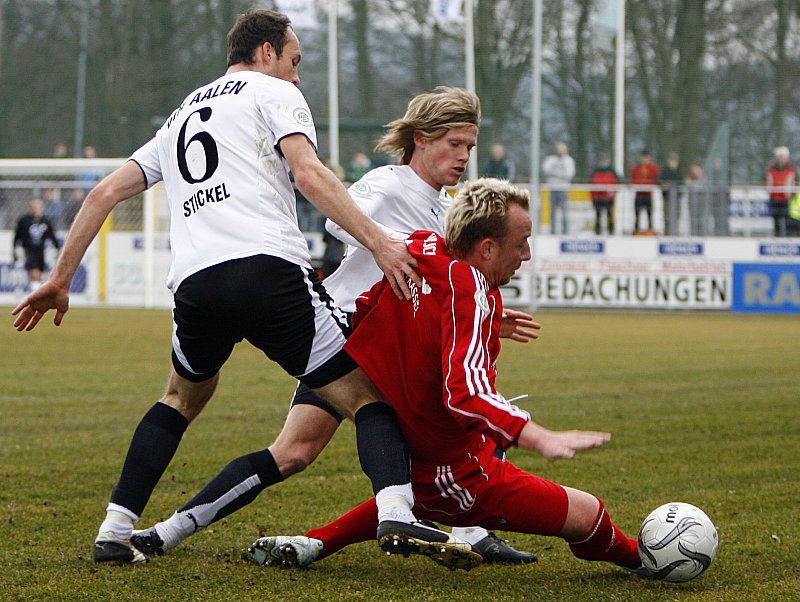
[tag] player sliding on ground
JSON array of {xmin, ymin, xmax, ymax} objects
[
  {"xmin": 129, "ymin": 86, "xmax": 540, "ymax": 566},
  {"xmin": 249, "ymin": 179, "xmax": 654, "ymax": 576}
]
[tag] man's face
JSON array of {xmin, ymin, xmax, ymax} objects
[
  {"xmin": 484, "ymin": 203, "xmax": 532, "ymax": 288},
  {"xmin": 413, "ymin": 125, "xmax": 478, "ymax": 189},
  {"xmin": 30, "ymin": 199, "xmax": 44, "ymax": 218},
  {"xmin": 266, "ymin": 28, "xmax": 301, "ymax": 86}
]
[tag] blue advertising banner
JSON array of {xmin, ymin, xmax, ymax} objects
[{"xmin": 732, "ymin": 263, "xmax": 800, "ymax": 313}]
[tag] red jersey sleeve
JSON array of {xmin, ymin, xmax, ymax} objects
[{"xmin": 438, "ymin": 256, "xmax": 530, "ymax": 450}]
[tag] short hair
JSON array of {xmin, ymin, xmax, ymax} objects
[
  {"xmin": 227, "ymin": 9, "xmax": 292, "ymax": 67},
  {"xmin": 775, "ymin": 146, "xmax": 790, "ymax": 159},
  {"xmin": 444, "ymin": 178, "xmax": 530, "ymax": 258},
  {"xmin": 375, "ymin": 87, "xmax": 481, "ymax": 165}
]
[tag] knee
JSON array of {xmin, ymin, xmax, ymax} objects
[
  {"xmin": 160, "ymin": 391, "xmax": 207, "ymax": 423},
  {"xmin": 270, "ymin": 441, "xmax": 322, "ymax": 478},
  {"xmin": 160, "ymin": 371, "xmax": 218, "ymax": 423},
  {"xmin": 560, "ymin": 489, "xmax": 602, "ymax": 540}
]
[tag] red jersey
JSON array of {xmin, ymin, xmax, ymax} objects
[
  {"xmin": 631, "ymin": 161, "xmax": 659, "ymax": 186},
  {"xmin": 766, "ymin": 162, "xmax": 796, "ymax": 202},
  {"xmin": 590, "ymin": 167, "xmax": 619, "ymax": 201},
  {"xmin": 345, "ymin": 231, "xmax": 530, "ymax": 466}
]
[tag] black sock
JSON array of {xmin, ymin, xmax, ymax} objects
[
  {"xmin": 110, "ymin": 403, "xmax": 189, "ymax": 517},
  {"xmin": 354, "ymin": 402, "xmax": 410, "ymax": 495},
  {"xmin": 177, "ymin": 448, "xmax": 283, "ymax": 525}
]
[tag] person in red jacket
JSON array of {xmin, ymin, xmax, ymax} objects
[
  {"xmin": 590, "ymin": 156, "xmax": 619, "ymax": 235},
  {"xmin": 249, "ymin": 178, "xmax": 656, "ymax": 579},
  {"xmin": 766, "ymin": 146, "xmax": 796, "ymax": 237},
  {"xmin": 630, "ymin": 151, "xmax": 660, "ymax": 233}
]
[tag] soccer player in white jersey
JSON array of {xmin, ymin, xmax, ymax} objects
[
  {"xmin": 12, "ymin": 9, "xmax": 460, "ymax": 565},
  {"xmin": 129, "ymin": 87, "xmax": 541, "ymax": 566}
]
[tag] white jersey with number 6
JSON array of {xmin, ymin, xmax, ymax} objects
[{"xmin": 130, "ymin": 70, "xmax": 318, "ymax": 292}]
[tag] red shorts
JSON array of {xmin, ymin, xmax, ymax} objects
[{"xmin": 410, "ymin": 439, "xmax": 569, "ymax": 536}]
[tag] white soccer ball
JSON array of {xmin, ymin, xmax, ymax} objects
[{"xmin": 637, "ymin": 502, "xmax": 718, "ymax": 582}]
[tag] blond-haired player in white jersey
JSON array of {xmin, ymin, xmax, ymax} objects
[
  {"xmin": 13, "ymin": 9, "xmax": 462, "ymax": 565},
  {"xmin": 130, "ymin": 87, "xmax": 541, "ymax": 567}
]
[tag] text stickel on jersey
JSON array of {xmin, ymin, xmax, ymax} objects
[
  {"xmin": 130, "ymin": 71, "xmax": 319, "ymax": 292},
  {"xmin": 346, "ymin": 231, "xmax": 530, "ymax": 462}
]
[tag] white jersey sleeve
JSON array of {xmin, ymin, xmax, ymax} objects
[
  {"xmin": 322, "ymin": 165, "xmax": 451, "ymax": 312},
  {"xmin": 129, "ymin": 71, "xmax": 317, "ymax": 292},
  {"xmin": 130, "ymin": 138, "xmax": 162, "ymax": 188}
]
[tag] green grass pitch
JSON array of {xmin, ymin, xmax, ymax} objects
[{"xmin": 1, "ymin": 307, "xmax": 798, "ymax": 601}]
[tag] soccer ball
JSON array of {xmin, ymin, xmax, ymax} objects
[{"xmin": 637, "ymin": 502, "xmax": 718, "ymax": 582}]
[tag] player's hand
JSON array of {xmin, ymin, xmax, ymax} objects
[
  {"xmin": 373, "ymin": 237, "xmax": 420, "ymax": 300},
  {"xmin": 11, "ymin": 279, "xmax": 70, "ymax": 331},
  {"xmin": 499, "ymin": 309, "xmax": 541, "ymax": 342},
  {"xmin": 517, "ymin": 422, "xmax": 611, "ymax": 459}
]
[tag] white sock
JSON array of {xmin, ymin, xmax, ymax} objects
[
  {"xmin": 375, "ymin": 484, "xmax": 416, "ymax": 523},
  {"xmin": 97, "ymin": 506, "xmax": 139, "ymax": 541},
  {"xmin": 151, "ymin": 511, "xmax": 203, "ymax": 551},
  {"xmin": 450, "ymin": 526, "xmax": 489, "ymax": 546}
]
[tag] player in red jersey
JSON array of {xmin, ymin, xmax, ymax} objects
[{"xmin": 250, "ymin": 178, "xmax": 648, "ymax": 575}]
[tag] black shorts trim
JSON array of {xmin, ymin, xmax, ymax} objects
[
  {"xmin": 172, "ymin": 350, "xmax": 218, "ymax": 383},
  {"xmin": 290, "ymin": 382, "xmax": 346, "ymax": 423}
]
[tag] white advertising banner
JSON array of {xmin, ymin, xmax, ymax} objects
[
  {"xmin": 500, "ymin": 235, "xmax": 747, "ymax": 310},
  {"xmin": 533, "ymin": 257, "xmax": 730, "ymax": 309}
]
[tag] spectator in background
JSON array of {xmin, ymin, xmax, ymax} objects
[
  {"xmin": 482, "ymin": 143, "xmax": 515, "ymax": 181},
  {"xmin": 13, "ymin": 197, "xmax": 60, "ymax": 292},
  {"xmin": 630, "ymin": 151, "xmax": 659, "ymax": 233},
  {"xmin": 42, "ymin": 188, "xmax": 64, "ymax": 230},
  {"xmin": 766, "ymin": 146, "xmax": 796, "ymax": 237},
  {"xmin": 63, "ymin": 188, "xmax": 86, "ymax": 228},
  {"xmin": 79, "ymin": 145, "xmax": 104, "ymax": 193},
  {"xmin": 687, "ymin": 162, "xmax": 706, "ymax": 236},
  {"xmin": 52, "ymin": 142, "xmax": 69, "ymax": 158},
  {"xmin": 590, "ymin": 155, "xmax": 619, "ymax": 235},
  {"xmin": 659, "ymin": 153, "xmax": 682, "ymax": 236},
  {"xmin": 346, "ymin": 152, "xmax": 372, "ymax": 183},
  {"xmin": 542, "ymin": 141, "xmax": 575, "ymax": 234}
]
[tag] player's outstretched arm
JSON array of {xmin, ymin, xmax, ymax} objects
[
  {"xmin": 516, "ymin": 421, "xmax": 611, "ymax": 460},
  {"xmin": 12, "ymin": 161, "xmax": 146, "ymax": 331},
  {"xmin": 280, "ymin": 134, "xmax": 420, "ymax": 299},
  {"xmin": 499, "ymin": 309, "xmax": 541, "ymax": 343}
]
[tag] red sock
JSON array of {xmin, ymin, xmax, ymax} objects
[
  {"xmin": 305, "ymin": 498, "xmax": 378, "ymax": 560},
  {"xmin": 568, "ymin": 500, "xmax": 641, "ymax": 569}
]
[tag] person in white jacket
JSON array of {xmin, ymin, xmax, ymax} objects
[{"xmin": 542, "ymin": 141, "xmax": 576, "ymax": 234}]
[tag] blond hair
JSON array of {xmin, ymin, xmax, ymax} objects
[
  {"xmin": 445, "ymin": 178, "xmax": 530, "ymax": 258},
  {"xmin": 375, "ymin": 87, "xmax": 481, "ymax": 165}
]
